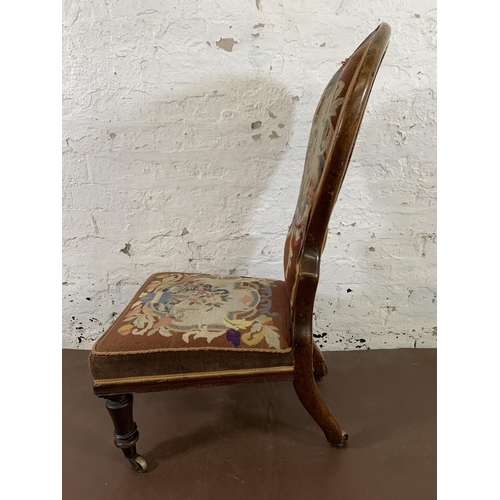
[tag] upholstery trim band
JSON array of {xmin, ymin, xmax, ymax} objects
[{"xmin": 93, "ymin": 365, "xmax": 295, "ymax": 386}]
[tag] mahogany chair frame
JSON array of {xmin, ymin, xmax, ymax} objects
[{"xmin": 90, "ymin": 23, "xmax": 391, "ymax": 472}]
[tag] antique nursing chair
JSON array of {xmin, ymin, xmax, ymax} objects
[{"xmin": 89, "ymin": 23, "xmax": 391, "ymax": 472}]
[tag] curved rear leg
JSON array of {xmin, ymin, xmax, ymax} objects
[
  {"xmin": 313, "ymin": 342, "xmax": 328, "ymax": 381},
  {"xmin": 293, "ymin": 370, "xmax": 348, "ymax": 447}
]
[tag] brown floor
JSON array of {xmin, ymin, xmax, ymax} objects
[{"xmin": 62, "ymin": 348, "xmax": 436, "ymax": 500}]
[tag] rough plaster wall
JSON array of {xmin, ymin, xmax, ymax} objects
[{"xmin": 62, "ymin": 0, "xmax": 437, "ymax": 350}]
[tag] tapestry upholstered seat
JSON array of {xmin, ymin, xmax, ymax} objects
[
  {"xmin": 91, "ymin": 273, "xmax": 293, "ymax": 382},
  {"xmin": 88, "ymin": 23, "xmax": 391, "ymax": 473}
]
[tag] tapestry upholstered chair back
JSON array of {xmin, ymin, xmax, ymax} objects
[
  {"xmin": 87, "ymin": 23, "xmax": 391, "ymax": 473},
  {"xmin": 284, "ymin": 24, "xmax": 390, "ymax": 307}
]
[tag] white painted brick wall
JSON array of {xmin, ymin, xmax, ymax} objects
[{"xmin": 62, "ymin": 0, "xmax": 437, "ymax": 350}]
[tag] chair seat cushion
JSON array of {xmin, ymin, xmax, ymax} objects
[{"xmin": 90, "ymin": 273, "xmax": 294, "ymax": 384}]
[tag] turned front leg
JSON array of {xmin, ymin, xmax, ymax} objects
[{"xmin": 104, "ymin": 394, "xmax": 147, "ymax": 472}]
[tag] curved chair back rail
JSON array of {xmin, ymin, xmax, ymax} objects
[{"xmin": 289, "ymin": 22, "xmax": 390, "ymax": 363}]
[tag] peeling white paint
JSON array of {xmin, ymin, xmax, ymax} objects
[{"xmin": 62, "ymin": 0, "xmax": 437, "ymax": 351}]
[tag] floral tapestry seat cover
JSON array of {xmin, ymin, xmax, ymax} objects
[{"xmin": 90, "ymin": 273, "xmax": 293, "ymax": 384}]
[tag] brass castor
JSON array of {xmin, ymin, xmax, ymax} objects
[
  {"xmin": 313, "ymin": 370, "xmax": 324, "ymax": 382},
  {"xmin": 335, "ymin": 431, "xmax": 349, "ymax": 448},
  {"xmin": 129, "ymin": 454, "xmax": 148, "ymax": 472}
]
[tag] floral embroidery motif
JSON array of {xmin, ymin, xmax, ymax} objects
[
  {"xmin": 225, "ymin": 329, "xmax": 241, "ymax": 348},
  {"xmin": 116, "ymin": 273, "xmax": 286, "ymax": 350},
  {"xmin": 285, "ymin": 72, "xmax": 346, "ymax": 278}
]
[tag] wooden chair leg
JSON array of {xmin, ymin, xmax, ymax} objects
[
  {"xmin": 104, "ymin": 394, "xmax": 147, "ymax": 472},
  {"xmin": 313, "ymin": 342, "xmax": 328, "ymax": 381},
  {"xmin": 293, "ymin": 371, "xmax": 348, "ymax": 447}
]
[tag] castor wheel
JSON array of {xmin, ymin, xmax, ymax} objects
[
  {"xmin": 329, "ymin": 431, "xmax": 348, "ymax": 448},
  {"xmin": 336, "ymin": 431, "xmax": 348, "ymax": 448},
  {"xmin": 313, "ymin": 370, "xmax": 324, "ymax": 382},
  {"xmin": 129, "ymin": 454, "xmax": 148, "ymax": 472}
]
